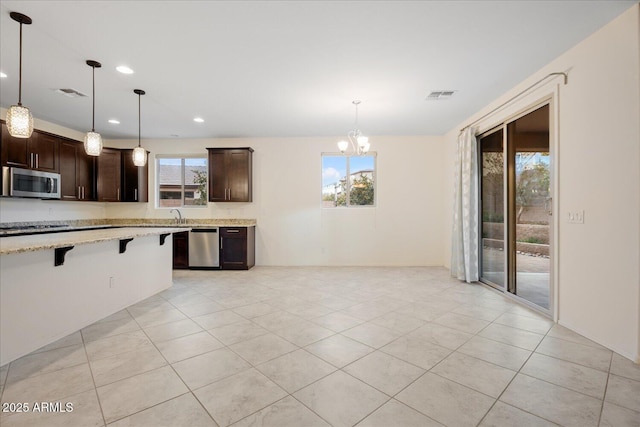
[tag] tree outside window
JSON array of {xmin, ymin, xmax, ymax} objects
[{"xmin": 322, "ymin": 154, "xmax": 376, "ymax": 207}]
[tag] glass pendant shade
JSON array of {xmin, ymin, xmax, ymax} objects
[
  {"xmin": 337, "ymin": 140, "xmax": 349, "ymax": 153},
  {"xmin": 132, "ymin": 146, "xmax": 147, "ymax": 167},
  {"xmin": 6, "ymin": 104, "xmax": 33, "ymax": 138},
  {"xmin": 84, "ymin": 131, "xmax": 103, "ymax": 156}
]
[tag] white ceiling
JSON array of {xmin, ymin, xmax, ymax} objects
[{"xmin": 0, "ymin": 1, "xmax": 636, "ymax": 140}]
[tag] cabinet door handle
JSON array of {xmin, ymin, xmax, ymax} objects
[
  {"xmin": 117, "ymin": 188, "xmax": 120, "ymax": 201},
  {"xmin": 134, "ymin": 188, "xmax": 138, "ymax": 201},
  {"xmin": 228, "ymin": 189, "xmax": 231, "ymax": 200},
  {"xmin": 36, "ymin": 154, "xmax": 39, "ymax": 169},
  {"xmin": 226, "ymin": 229, "xmax": 240, "ymax": 233},
  {"xmin": 78, "ymin": 186, "xmax": 81, "ymax": 199},
  {"xmin": 82, "ymin": 186, "xmax": 85, "ymax": 200},
  {"xmin": 30, "ymin": 153, "xmax": 34, "ymax": 168}
]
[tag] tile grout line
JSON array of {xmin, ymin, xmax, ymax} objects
[
  {"xmin": 79, "ymin": 329, "xmax": 108, "ymax": 427},
  {"xmin": 474, "ymin": 318, "xmax": 568, "ymax": 427},
  {"xmin": 596, "ymin": 350, "xmax": 615, "ymax": 426}
]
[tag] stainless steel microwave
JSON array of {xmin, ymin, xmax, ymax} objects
[{"xmin": 2, "ymin": 167, "xmax": 61, "ymax": 199}]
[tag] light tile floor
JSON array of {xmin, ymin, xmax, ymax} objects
[{"xmin": 1, "ymin": 267, "xmax": 639, "ymax": 426}]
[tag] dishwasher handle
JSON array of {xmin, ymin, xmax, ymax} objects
[{"xmin": 190, "ymin": 228, "xmax": 219, "ymax": 233}]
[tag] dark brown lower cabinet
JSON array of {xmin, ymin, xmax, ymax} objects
[
  {"xmin": 220, "ymin": 226, "xmax": 255, "ymax": 270},
  {"xmin": 172, "ymin": 231, "xmax": 189, "ymax": 269}
]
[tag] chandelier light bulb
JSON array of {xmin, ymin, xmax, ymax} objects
[{"xmin": 337, "ymin": 140, "xmax": 349, "ymax": 153}]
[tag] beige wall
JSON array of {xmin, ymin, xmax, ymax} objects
[{"xmin": 443, "ymin": 4, "xmax": 640, "ymax": 361}]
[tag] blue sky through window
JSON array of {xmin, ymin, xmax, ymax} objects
[
  {"xmin": 322, "ymin": 155, "xmax": 374, "ymax": 187},
  {"xmin": 322, "ymin": 156, "xmax": 346, "ymax": 187}
]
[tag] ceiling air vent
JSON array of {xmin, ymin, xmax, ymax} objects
[
  {"xmin": 54, "ymin": 88, "xmax": 87, "ymax": 98},
  {"xmin": 426, "ymin": 90, "xmax": 456, "ymax": 100}
]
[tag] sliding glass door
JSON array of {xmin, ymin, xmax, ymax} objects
[
  {"xmin": 480, "ymin": 103, "xmax": 552, "ymax": 311},
  {"xmin": 480, "ymin": 128, "xmax": 506, "ymax": 289}
]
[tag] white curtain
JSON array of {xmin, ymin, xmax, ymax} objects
[{"xmin": 451, "ymin": 127, "xmax": 479, "ymax": 283}]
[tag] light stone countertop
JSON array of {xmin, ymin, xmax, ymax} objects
[
  {"xmin": 0, "ymin": 219, "xmax": 257, "ymax": 237},
  {"xmin": 108, "ymin": 219, "xmax": 257, "ymax": 227},
  {"xmin": 0, "ymin": 227, "xmax": 187, "ymax": 255}
]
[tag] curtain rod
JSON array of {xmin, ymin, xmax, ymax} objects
[{"xmin": 460, "ymin": 71, "xmax": 568, "ymax": 133}]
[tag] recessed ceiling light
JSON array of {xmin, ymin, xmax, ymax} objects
[
  {"xmin": 0, "ymin": 72, "xmax": 7, "ymax": 78},
  {"xmin": 116, "ymin": 65, "xmax": 134, "ymax": 74},
  {"xmin": 108, "ymin": 119, "xmax": 120, "ymax": 124},
  {"xmin": 193, "ymin": 117, "xmax": 204, "ymax": 123}
]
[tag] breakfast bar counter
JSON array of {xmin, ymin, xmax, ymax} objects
[
  {"xmin": 0, "ymin": 227, "xmax": 187, "ymax": 365},
  {"xmin": 0, "ymin": 226, "xmax": 187, "ymax": 255}
]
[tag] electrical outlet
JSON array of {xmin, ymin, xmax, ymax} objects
[
  {"xmin": 568, "ymin": 210, "xmax": 584, "ymax": 224},
  {"xmin": 109, "ymin": 276, "xmax": 115, "ymax": 288}
]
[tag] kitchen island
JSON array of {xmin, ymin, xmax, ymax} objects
[{"xmin": 0, "ymin": 227, "xmax": 185, "ymax": 365}]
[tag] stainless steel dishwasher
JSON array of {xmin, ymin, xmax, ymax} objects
[{"xmin": 188, "ymin": 228, "xmax": 220, "ymax": 268}]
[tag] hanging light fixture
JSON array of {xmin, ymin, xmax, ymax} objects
[
  {"xmin": 132, "ymin": 89, "xmax": 147, "ymax": 167},
  {"xmin": 6, "ymin": 12, "xmax": 34, "ymax": 138},
  {"xmin": 84, "ymin": 60, "xmax": 103, "ymax": 156},
  {"xmin": 337, "ymin": 100, "xmax": 371, "ymax": 155}
]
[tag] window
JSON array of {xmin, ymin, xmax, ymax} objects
[
  {"xmin": 322, "ymin": 154, "xmax": 376, "ymax": 207},
  {"xmin": 156, "ymin": 156, "xmax": 208, "ymax": 208}
]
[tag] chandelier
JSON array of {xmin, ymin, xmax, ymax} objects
[{"xmin": 337, "ymin": 100, "xmax": 370, "ymax": 155}]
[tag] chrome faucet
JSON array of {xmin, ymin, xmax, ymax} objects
[{"xmin": 169, "ymin": 209, "xmax": 184, "ymax": 224}]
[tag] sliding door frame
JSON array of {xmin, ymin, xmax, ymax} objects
[
  {"xmin": 478, "ymin": 124, "xmax": 508, "ymax": 292},
  {"xmin": 476, "ymin": 92, "xmax": 559, "ymax": 320}
]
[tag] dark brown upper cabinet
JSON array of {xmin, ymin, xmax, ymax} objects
[
  {"xmin": 207, "ymin": 147, "xmax": 253, "ymax": 202},
  {"xmin": 96, "ymin": 148, "xmax": 122, "ymax": 202},
  {"xmin": 59, "ymin": 139, "xmax": 95, "ymax": 201},
  {"xmin": 1, "ymin": 122, "xmax": 59, "ymax": 173},
  {"xmin": 121, "ymin": 149, "xmax": 149, "ymax": 202}
]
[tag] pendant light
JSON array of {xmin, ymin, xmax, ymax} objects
[
  {"xmin": 337, "ymin": 100, "xmax": 371, "ymax": 155},
  {"xmin": 132, "ymin": 89, "xmax": 147, "ymax": 167},
  {"xmin": 84, "ymin": 60, "xmax": 103, "ymax": 156},
  {"xmin": 6, "ymin": 12, "xmax": 34, "ymax": 138}
]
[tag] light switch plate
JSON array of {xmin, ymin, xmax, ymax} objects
[{"xmin": 568, "ymin": 210, "xmax": 584, "ymax": 224}]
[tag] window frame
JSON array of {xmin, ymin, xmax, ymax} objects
[
  {"xmin": 155, "ymin": 154, "xmax": 208, "ymax": 209},
  {"xmin": 321, "ymin": 152, "xmax": 377, "ymax": 208}
]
